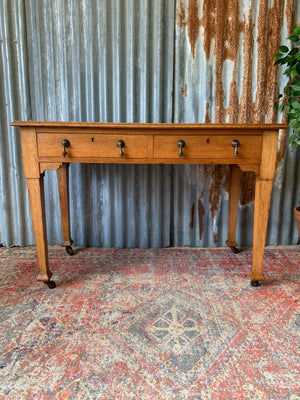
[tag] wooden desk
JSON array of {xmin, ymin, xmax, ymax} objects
[{"xmin": 11, "ymin": 121, "xmax": 286, "ymax": 288}]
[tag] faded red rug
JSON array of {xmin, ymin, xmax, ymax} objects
[{"xmin": 0, "ymin": 246, "xmax": 299, "ymax": 399}]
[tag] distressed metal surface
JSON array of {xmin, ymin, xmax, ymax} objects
[
  {"xmin": 173, "ymin": 0, "xmax": 299, "ymax": 245},
  {"xmin": 0, "ymin": 0, "xmax": 34, "ymax": 247},
  {"xmin": 172, "ymin": 0, "xmax": 300, "ymax": 246},
  {"xmin": 0, "ymin": 0, "xmax": 299, "ymax": 248}
]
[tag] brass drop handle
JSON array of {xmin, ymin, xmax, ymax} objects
[
  {"xmin": 61, "ymin": 139, "xmax": 70, "ymax": 157},
  {"xmin": 231, "ymin": 139, "xmax": 239, "ymax": 157},
  {"xmin": 117, "ymin": 140, "xmax": 125, "ymax": 158},
  {"xmin": 177, "ymin": 139, "xmax": 185, "ymax": 158}
]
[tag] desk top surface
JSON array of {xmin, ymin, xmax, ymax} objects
[{"xmin": 11, "ymin": 121, "xmax": 287, "ymax": 131}]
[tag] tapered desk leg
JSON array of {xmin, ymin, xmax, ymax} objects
[
  {"xmin": 249, "ymin": 177, "xmax": 273, "ymax": 285},
  {"xmin": 27, "ymin": 177, "xmax": 53, "ymax": 282},
  {"xmin": 57, "ymin": 164, "xmax": 73, "ymax": 255},
  {"xmin": 226, "ymin": 165, "xmax": 241, "ymax": 253}
]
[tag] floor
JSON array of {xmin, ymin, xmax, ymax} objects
[{"xmin": 0, "ymin": 245, "xmax": 299, "ymax": 399}]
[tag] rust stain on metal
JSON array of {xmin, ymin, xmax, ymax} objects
[
  {"xmin": 265, "ymin": 0, "xmax": 285, "ymax": 123},
  {"xmin": 222, "ymin": 0, "xmax": 242, "ymax": 62},
  {"xmin": 212, "ymin": 0, "xmax": 226, "ymax": 122},
  {"xmin": 285, "ymin": 0, "xmax": 295, "ymax": 28},
  {"xmin": 253, "ymin": 0, "xmax": 293, "ymax": 164},
  {"xmin": 240, "ymin": 172, "xmax": 256, "ymax": 206},
  {"xmin": 200, "ymin": 0, "xmax": 293, "ymax": 208},
  {"xmin": 252, "ymin": 0, "xmax": 286, "ymax": 123},
  {"xmin": 239, "ymin": 18, "xmax": 255, "ymax": 123},
  {"xmin": 209, "ymin": 165, "xmax": 230, "ymax": 221},
  {"xmin": 221, "ymin": 166, "xmax": 230, "ymax": 194},
  {"xmin": 198, "ymin": 0, "xmax": 292, "ymax": 124},
  {"xmin": 198, "ymin": 0, "xmax": 242, "ymax": 122},
  {"xmin": 182, "ymin": 83, "xmax": 188, "ymax": 97},
  {"xmin": 252, "ymin": 0, "xmax": 269, "ymax": 122},
  {"xmin": 177, "ymin": 0, "xmax": 186, "ymax": 29},
  {"xmin": 228, "ymin": 69, "xmax": 239, "ymax": 123},
  {"xmin": 177, "ymin": 0, "xmax": 294, "ymax": 208},
  {"xmin": 204, "ymin": 103, "xmax": 211, "ymax": 123},
  {"xmin": 213, "ymin": 231, "xmax": 218, "ymax": 244},
  {"xmin": 187, "ymin": 0, "xmax": 201, "ymax": 58},
  {"xmin": 198, "ymin": 198, "xmax": 205, "ymax": 240},
  {"xmin": 177, "ymin": 0, "xmax": 200, "ymax": 58},
  {"xmin": 190, "ymin": 203, "xmax": 195, "ymax": 228},
  {"xmin": 276, "ymin": 125, "xmax": 288, "ymax": 167},
  {"xmin": 203, "ymin": 165, "xmax": 210, "ymax": 181},
  {"xmin": 177, "ymin": 0, "xmax": 294, "ymax": 125},
  {"xmin": 201, "ymin": 1, "xmax": 216, "ymax": 60}
]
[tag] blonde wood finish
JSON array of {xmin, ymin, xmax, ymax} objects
[
  {"xmin": 249, "ymin": 129, "xmax": 280, "ymax": 282},
  {"xmin": 239, "ymin": 164, "xmax": 260, "ymax": 174},
  {"xmin": 57, "ymin": 164, "xmax": 73, "ymax": 248},
  {"xmin": 40, "ymin": 162, "xmax": 63, "ymax": 174},
  {"xmin": 153, "ymin": 135, "xmax": 262, "ymax": 162},
  {"xmin": 26, "ymin": 178, "xmax": 52, "ymax": 282},
  {"xmin": 226, "ymin": 165, "xmax": 241, "ymax": 248},
  {"xmin": 11, "ymin": 121, "xmax": 286, "ymax": 285},
  {"xmin": 250, "ymin": 178, "xmax": 274, "ymax": 282},
  {"xmin": 20, "ymin": 127, "xmax": 40, "ymax": 178},
  {"xmin": 259, "ymin": 130, "xmax": 279, "ymax": 180},
  {"xmin": 37, "ymin": 133, "xmax": 149, "ymax": 159}
]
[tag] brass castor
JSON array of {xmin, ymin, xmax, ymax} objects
[
  {"xmin": 44, "ymin": 280, "xmax": 56, "ymax": 289},
  {"xmin": 250, "ymin": 280, "xmax": 261, "ymax": 287},
  {"xmin": 229, "ymin": 246, "xmax": 239, "ymax": 254},
  {"xmin": 66, "ymin": 246, "xmax": 74, "ymax": 256}
]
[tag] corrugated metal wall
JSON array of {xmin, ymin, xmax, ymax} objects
[{"xmin": 1, "ymin": 0, "xmax": 299, "ymax": 249}]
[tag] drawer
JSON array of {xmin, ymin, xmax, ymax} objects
[
  {"xmin": 153, "ymin": 135, "xmax": 263, "ymax": 162},
  {"xmin": 37, "ymin": 133, "xmax": 149, "ymax": 159}
]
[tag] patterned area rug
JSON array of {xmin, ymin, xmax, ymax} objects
[{"xmin": 0, "ymin": 246, "xmax": 299, "ymax": 399}]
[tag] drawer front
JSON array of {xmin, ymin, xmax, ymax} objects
[
  {"xmin": 153, "ymin": 135, "xmax": 263, "ymax": 162},
  {"xmin": 37, "ymin": 133, "xmax": 148, "ymax": 159}
]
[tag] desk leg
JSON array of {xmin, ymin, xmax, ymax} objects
[
  {"xmin": 226, "ymin": 165, "xmax": 240, "ymax": 254},
  {"xmin": 27, "ymin": 177, "xmax": 53, "ymax": 283},
  {"xmin": 57, "ymin": 164, "xmax": 73, "ymax": 255},
  {"xmin": 249, "ymin": 177, "xmax": 273, "ymax": 285}
]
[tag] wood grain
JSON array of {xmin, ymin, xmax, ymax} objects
[
  {"xmin": 11, "ymin": 120, "xmax": 286, "ymax": 130},
  {"xmin": 20, "ymin": 127, "xmax": 40, "ymax": 178},
  {"xmin": 250, "ymin": 178, "xmax": 274, "ymax": 282},
  {"xmin": 11, "ymin": 121, "xmax": 286, "ymax": 286},
  {"xmin": 37, "ymin": 133, "xmax": 149, "ymax": 159},
  {"xmin": 57, "ymin": 164, "xmax": 73, "ymax": 248},
  {"xmin": 226, "ymin": 165, "xmax": 241, "ymax": 248},
  {"xmin": 26, "ymin": 178, "xmax": 52, "ymax": 282},
  {"xmin": 153, "ymin": 134, "xmax": 262, "ymax": 162},
  {"xmin": 259, "ymin": 130, "xmax": 279, "ymax": 180}
]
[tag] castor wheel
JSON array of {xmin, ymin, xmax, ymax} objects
[
  {"xmin": 230, "ymin": 246, "xmax": 239, "ymax": 254},
  {"xmin": 66, "ymin": 246, "xmax": 74, "ymax": 256},
  {"xmin": 44, "ymin": 280, "xmax": 56, "ymax": 289},
  {"xmin": 250, "ymin": 280, "xmax": 261, "ymax": 287}
]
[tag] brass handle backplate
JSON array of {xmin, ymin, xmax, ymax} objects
[
  {"xmin": 61, "ymin": 139, "xmax": 70, "ymax": 157},
  {"xmin": 117, "ymin": 140, "xmax": 125, "ymax": 158},
  {"xmin": 177, "ymin": 139, "xmax": 185, "ymax": 158},
  {"xmin": 231, "ymin": 139, "xmax": 239, "ymax": 157}
]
